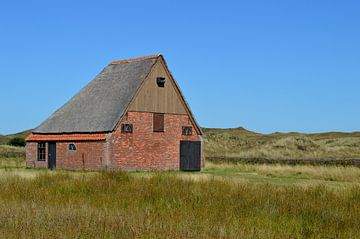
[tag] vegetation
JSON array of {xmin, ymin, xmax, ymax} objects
[
  {"xmin": 0, "ymin": 130, "xmax": 27, "ymax": 168},
  {"xmin": 204, "ymin": 127, "xmax": 360, "ymax": 163},
  {"xmin": 203, "ymin": 162, "xmax": 360, "ymax": 185},
  {"xmin": 7, "ymin": 137, "xmax": 26, "ymax": 147},
  {"xmin": 0, "ymin": 152, "xmax": 360, "ymax": 237},
  {"xmin": 0, "ymin": 145, "xmax": 25, "ymax": 159},
  {"xmin": 0, "ymin": 166, "xmax": 358, "ymax": 238},
  {"xmin": 0, "ymin": 156, "xmax": 25, "ymax": 168},
  {"xmin": 0, "ymin": 128, "xmax": 359, "ymax": 237},
  {"xmin": 0, "ymin": 129, "xmax": 31, "ymax": 146}
]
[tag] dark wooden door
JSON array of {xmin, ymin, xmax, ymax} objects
[
  {"xmin": 180, "ymin": 141, "xmax": 201, "ymax": 171},
  {"xmin": 48, "ymin": 142, "xmax": 56, "ymax": 170}
]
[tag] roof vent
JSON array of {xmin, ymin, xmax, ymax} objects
[{"xmin": 156, "ymin": 77, "xmax": 165, "ymax": 87}]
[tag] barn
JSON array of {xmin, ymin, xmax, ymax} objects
[{"xmin": 26, "ymin": 54, "xmax": 203, "ymax": 171}]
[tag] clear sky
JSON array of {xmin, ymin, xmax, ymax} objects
[{"xmin": 0, "ymin": 0, "xmax": 359, "ymax": 134}]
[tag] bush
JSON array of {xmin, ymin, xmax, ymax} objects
[{"xmin": 8, "ymin": 137, "xmax": 26, "ymax": 147}]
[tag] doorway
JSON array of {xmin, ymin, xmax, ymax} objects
[
  {"xmin": 180, "ymin": 141, "xmax": 201, "ymax": 171},
  {"xmin": 48, "ymin": 142, "xmax": 56, "ymax": 170}
]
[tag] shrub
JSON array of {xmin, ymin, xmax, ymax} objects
[{"xmin": 8, "ymin": 137, "xmax": 26, "ymax": 147}]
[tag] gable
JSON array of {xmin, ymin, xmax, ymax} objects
[
  {"xmin": 128, "ymin": 60, "xmax": 187, "ymax": 115},
  {"xmin": 127, "ymin": 56, "xmax": 203, "ymax": 135},
  {"xmin": 31, "ymin": 54, "xmax": 202, "ymax": 135}
]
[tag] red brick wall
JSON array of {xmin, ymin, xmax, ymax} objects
[
  {"xmin": 26, "ymin": 112, "xmax": 203, "ymax": 171},
  {"xmin": 26, "ymin": 142, "xmax": 48, "ymax": 168},
  {"xmin": 108, "ymin": 111, "xmax": 203, "ymax": 170},
  {"xmin": 26, "ymin": 141, "xmax": 107, "ymax": 170},
  {"xmin": 55, "ymin": 141, "xmax": 105, "ymax": 170}
]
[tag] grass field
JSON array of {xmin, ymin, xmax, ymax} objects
[
  {"xmin": 204, "ymin": 127, "xmax": 360, "ymax": 163},
  {"xmin": 0, "ymin": 157, "xmax": 360, "ymax": 238},
  {"xmin": 1, "ymin": 128, "xmax": 360, "ymax": 237}
]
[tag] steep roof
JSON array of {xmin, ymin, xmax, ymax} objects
[
  {"xmin": 33, "ymin": 55, "xmax": 158, "ymax": 133},
  {"xmin": 33, "ymin": 54, "xmax": 203, "ymax": 135}
]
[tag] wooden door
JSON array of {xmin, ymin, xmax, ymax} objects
[
  {"xmin": 180, "ymin": 141, "xmax": 201, "ymax": 171},
  {"xmin": 48, "ymin": 142, "xmax": 56, "ymax": 170}
]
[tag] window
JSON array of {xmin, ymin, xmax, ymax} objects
[
  {"xmin": 156, "ymin": 77, "xmax": 165, "ymax": 87},
  {"xmin": 182, "ymin": 126, "xmax": 192, "ymax": 136},
  {"xmin": 37, "ymin": 142, "xmax": 46, "ymax": 161},
  {"xmin": 121, "ymin": 123, "xmax": 133, "ymax": 133},
  {"xmin": 68, "ymin": 144, "xmax": 77, "ymax": 151},
  {"xmin": 153, "ymin": 113, "xmax": 164, "ymax": 132}
]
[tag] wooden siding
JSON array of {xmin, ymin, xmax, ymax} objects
[{"xmin": 128, "ymin": 60, "xmax": 187, "ymax": 114}]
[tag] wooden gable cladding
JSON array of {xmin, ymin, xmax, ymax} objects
[{"xmin": 128, "ymin": 59, "xmax": 187, "ymax": 115}]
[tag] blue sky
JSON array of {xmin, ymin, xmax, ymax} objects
[{"xmin": 0, "ymin": 0, "xmax": 359, "ymax": 134}]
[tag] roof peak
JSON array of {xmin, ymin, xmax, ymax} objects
[{"xmin": 110, "ymin": 54, "xmax": 162, "ymax": 65}]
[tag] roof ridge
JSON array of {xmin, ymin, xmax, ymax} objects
[{"xmin": 110, "ymin": 54, "xmax": 161, "ymax": 65}]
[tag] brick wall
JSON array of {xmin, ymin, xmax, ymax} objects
[
  {"xmin": 26, "ymin": 141, "xmax": 107, "ymax": 170},
  {"xmin": 55, "ymin": 141, "xmax": 106, "ymax": 170},
  {"xmin": 26, "ymin": 111, "xmax": 203, "ymax": 171},
  {"xmin": 26, "ymin": 142, "xmax": 48, "ymax": 168},
  {"xmin": 108, "ymin": 111, "xmax": 203, "ymax": 170}
]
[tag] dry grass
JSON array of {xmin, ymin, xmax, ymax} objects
[
  {"xmin": 204, "ymin": 162, "xmax": 360, "ymax": 185},
  {"xmin": 0, "ymin": 171, "xmax": 359, "ymax": 238},
  {"xmin": 0, "ymin": 145, "xmax": 25, "ymax": 159},
  {"xmin": 204, "ymin": 127, "xmax": 360, "ymax": 161},
  {"xmin": 0, "ymin": 158, "xmax": 359, "ymax": 237}
]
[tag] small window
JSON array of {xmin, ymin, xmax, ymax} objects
[
  {"xmin": 121, "ymin": 123, "xmax": 133, "ymax": 133},
  {"xmin": 153, "ymin": 113, "xmax": 164, "ymax": 132},
  {"xmin": 68, "ymin": 144, "xmax": 77, "ymax": 151},
  {"xmin": 182, "ymin": 126, "xmax": 192, "ymax": 136},
  {"xmin": 156, "ymin": 77, "xmax": 165, "ymax": 87},
  {"xmin": 37, "ymin": 142, "xmax": 46, "ymax": 161}
]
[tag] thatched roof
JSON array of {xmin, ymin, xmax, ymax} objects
[{"xmin": 33, "ymin": 55, "xmax": 158, "ymax": 133}]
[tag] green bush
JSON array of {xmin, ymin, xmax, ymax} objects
[{"xmin": 8, "ymin": 137, "xmax": 26, "ymax": 147}]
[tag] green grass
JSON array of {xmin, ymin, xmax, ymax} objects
[
  {"xmin": 0, "ymin": 145, "xmax": 25, "ymax": 159},
  {"xmin": 201, "ymin": 162, "xmax": 360, "ymax": 187},
  {"xmin": 0, "ymin": 127, "xmax": 359, "ymax": 237},
  {"xmin": 0, "ymin": 158, "xmax": 360, "ymax": 237},
  {"xmin": 0, "ymin": 131, "xmax": 27, "ymax": 162},
  {"xmin": 0, "ymin": 169, "xmax": 359, "ymax": 238},
  {"xmin": 204, "ymin": 127, "xmax": 360, "ymax": 161}
]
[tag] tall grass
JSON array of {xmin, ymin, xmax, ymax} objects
[
  {"xmin": 204, "ymin": 128, "xmax": 360, "ymax": 161},
  {"xmin": 0, "ymin": 145, "xmax": 25, "ymax": 158},
  {"xmin": 0, "ymin": 145, "xmax": 25, "ymax": 169},
  {"xmin": 0, "ymin": 172, "xmax": 359, "ymax": 238},
  {"xmin": 204, "ymin": 162, "xmax": 360, "ymax": 183}
]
